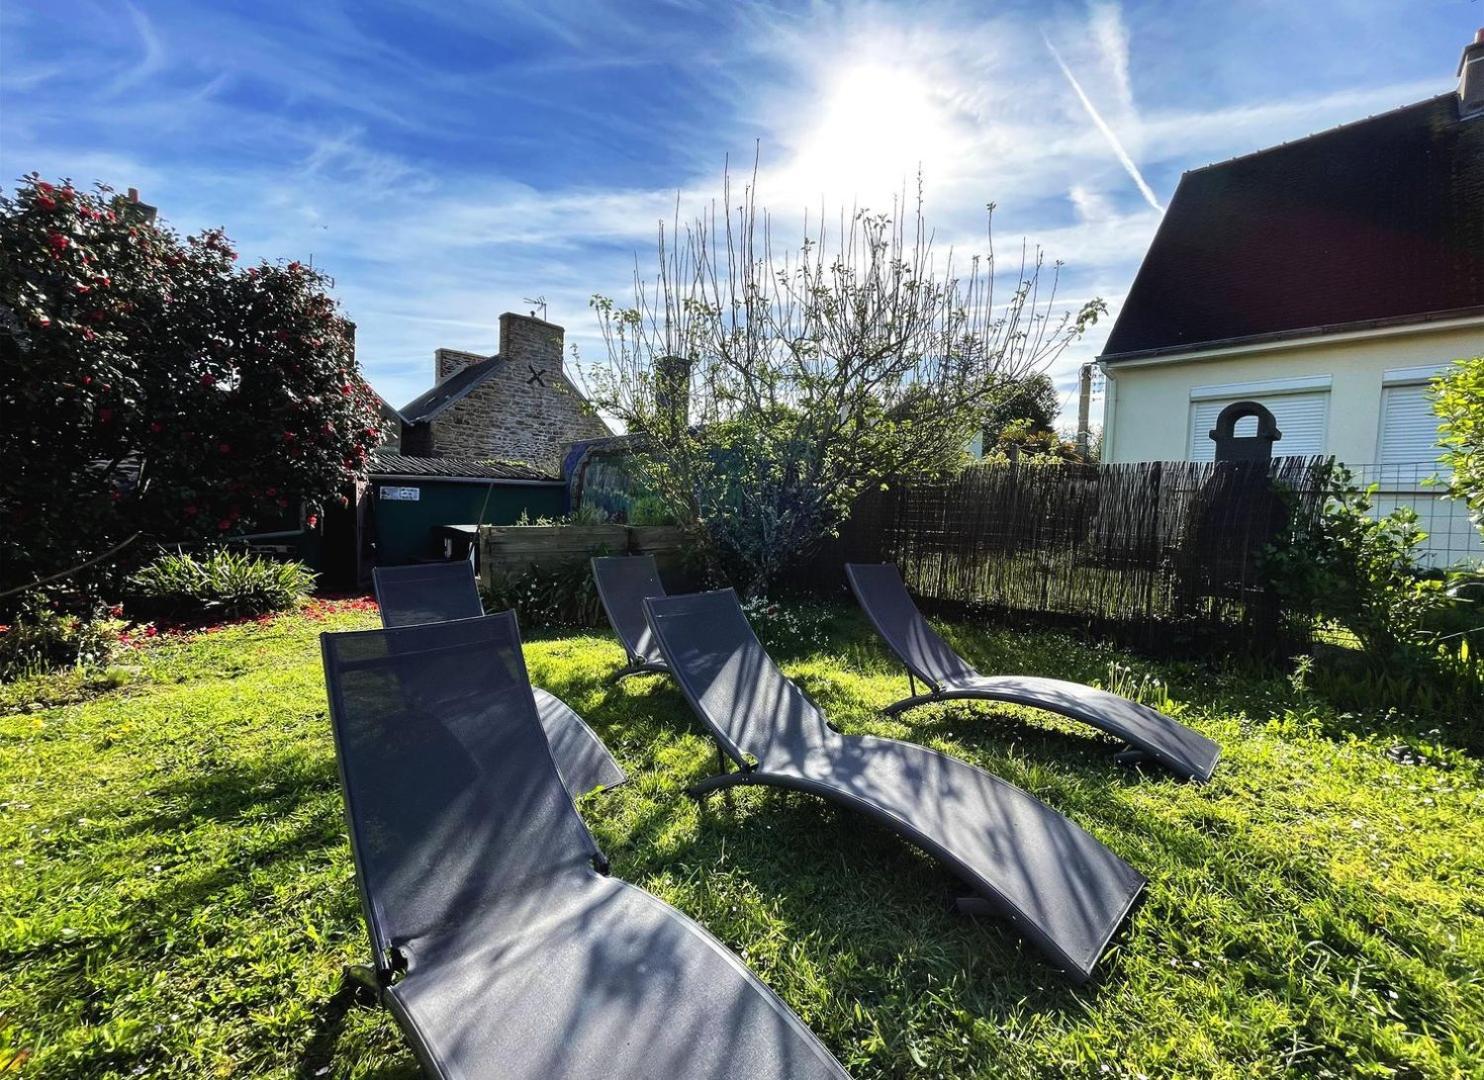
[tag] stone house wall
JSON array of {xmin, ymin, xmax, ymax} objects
[{"xmin": 428, "ymin": 313, "xmax": 610, "ymax": 468}]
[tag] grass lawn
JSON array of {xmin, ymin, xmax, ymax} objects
[{"xmin": 2, "ymin": 600, "xmax": 1481, "ymax": 1079}]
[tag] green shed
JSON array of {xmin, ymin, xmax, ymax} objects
[{"xmin": 367, "ymin": 452, "xmax": 566, "ymax": 565}]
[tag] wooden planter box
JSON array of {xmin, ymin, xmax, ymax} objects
[
  {"xmin": 627, "ymin": 525, "xmax": 697, "ymax": 586},
  {"xmin": 480, "ymin": 524, "xmax": 628, "ymax": 587}
]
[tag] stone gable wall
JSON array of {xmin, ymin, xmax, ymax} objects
[{"xmin": 430, "ymin": 361, "xmax": 610, "ymax": 467}]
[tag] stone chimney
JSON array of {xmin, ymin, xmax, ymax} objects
[
  {"xmin": 435, "ymin": 347, "xmax": 487, "ymax": 384},
  {"xmin": 1460, "ymin": 28, "xmax": 1484, "ymax": 119},
  {"xmin": 654, "ymin": 355, "xmax": 693, "ymax": 433},
  {"xmin": 498, "ymin": 311, "xmax": 565, "ymax": 379}
]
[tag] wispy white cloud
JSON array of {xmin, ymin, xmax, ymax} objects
[
  {"xmin": 1044, "ymin": 33, "xmax": 1163, "ymax": 213},
  {"xmin": 1, "ymin": 0, "xmax": 1463, "ymax": 420}
]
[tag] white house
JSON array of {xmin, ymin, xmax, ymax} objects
[{"xmin": 1098, "ymin": 29, "xmax": 1484, "ymax": 567}]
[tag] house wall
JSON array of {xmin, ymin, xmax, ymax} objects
[
  {"xmin": 428, "ymin": 313, "xmax": 611, "ymax": 468},
  {"xmin": 1103, "ymin": 320, "xmax": 1484, "ymax": 463},
  {"xmin": 1101, "ymin": 318, "xmax": 1484, "ymax": 567}
]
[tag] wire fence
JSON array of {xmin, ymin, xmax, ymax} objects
[
  {"xmin": 808, "ymin": 457, "xmax": 1333, "ymax": 656},
  {"xmin": 1345, "ymin": 462, "xmax": 1483, "ymax": 570}
]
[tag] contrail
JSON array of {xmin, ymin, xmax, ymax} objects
[{"xmin": 1045, "ymin": 35, "xmax": 1163, "ymax": 213}]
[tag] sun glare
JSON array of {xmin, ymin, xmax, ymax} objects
[{"xmin": 790, "ymin": 63, "xmax": 955, "ymax": 207}]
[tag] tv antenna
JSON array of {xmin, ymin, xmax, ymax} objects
[{"xmin": 523, "ymin": 295, "xmax": 548, "ymax": 320}]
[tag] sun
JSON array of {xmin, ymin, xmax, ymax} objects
[{"xmin": 789, "ymin": 63, "xmax": 955, "ymax": 207}]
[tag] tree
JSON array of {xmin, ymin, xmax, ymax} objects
[
  {"xmin": 585, "ymin": 171, "xmax": 1104, "ymax": 594},
  {"xmin": 1433, "ymin": 355, "xmax": 1484, "ymax": 542},
  {"xmin": 981, "ymin": 371, "xmax": 1060, "ymax": 444},
  {"xmin": 0, "ymin": 176, "xmax": 384, "ymax": 604}
]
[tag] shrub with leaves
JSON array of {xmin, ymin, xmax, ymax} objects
[
  {"xmin": 0, "ymin": 175, "xmax": 384, "ymax": 609},
  {"xmin": 482, "ymin": 558, "xmax": 606, "ymax": 629},
  {"xmin": 1432, "ymin": 355, "xmax": 1484, "ymax": 541},
  {"xmin": 1263, "ymin": 463, "xmax": 1448, "ymax": 663},
  {"xmin": 125, "ymin": 549, "xmax": 316, "ymax": 620},
  {"xmin": 0, "ymin": 597, "xmax": 122, "ymax": 680}
]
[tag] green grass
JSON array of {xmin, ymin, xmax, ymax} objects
[{"xmin": 2, "ymin": 602, "xmax": 1481, "ymax": 1078}]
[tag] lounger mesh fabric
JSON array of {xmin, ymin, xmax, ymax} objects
[
  {"xmin": 372, "ymin": 561, "xmax": 626, "ymax": 794},
  {"xmin": 845, "ymin": 562, "xmax": 1222, "ymax": 783},
  {"xmin": 592, "ymin": 555, "xmax": 669, "ymax": 670},
  {"xmin": 644, "ymin": 589, "xmax": 1146, "ymax": 983},
  {"xmin": 321, "ymin": 614, "xmax": 850, "ymax": 1080}
]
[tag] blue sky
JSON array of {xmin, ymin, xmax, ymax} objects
[{"xmin": 2, "ymin": 1, "xmax": 1475, "ymax": 423}]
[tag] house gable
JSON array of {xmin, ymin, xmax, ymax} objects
[{"xmin": 1100, "ymin": 92, "xmax": 1484, "ymax": 362}]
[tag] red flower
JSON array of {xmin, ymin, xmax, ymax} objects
[
  {"xmin": 109, "ymin": 605, "xmax": 124, "ymax": 618},
  {"xmin": 47, "ymin": 231, "xmax": 69, "ymax": 252},
  {"xmin": 98, "ymin": 407, "xmax": 113, "ymax": 423},
  {"xmin": 265, "ymin": 486, "xmax": 277, "ymax": 496},
  {"xmin": 82, "ymin": 375, "xmax": 92, "ymax": 385},
  {"xmin": 75, "ymin": 283, "xmax": 91, "ymax": 294},
  {"xmin": 183, "ymin": 504, "xmax": 198, "ymax": 517},
  {"xmin": 36, "ymin": 181, "xmax": 53, "ymax": 194},
  {"xmin": 149, "ymin": 421, "xmax": 163, "ymax": 433},
  {"xmin": 200, "ymin": 373, "xmax": 216, "ymax": 387},
  {"xmin": 82, "ymin": 328, "xmax": 96, "ymax": 341},
  {"xmin": 277, "ymin": 497, "xmax": 289, "ymax": 508},
  {"xmin": 217, "ymin": 518, "xmax": 232, "ymax": 531},
  {"xmin": 37, "ymin": 195, "xmax": 56, "ymax": 211},
  {"xmin": 144, "ymin": 625, "xmax": 159, "ymax": 637},
  {"xmin": 59, "ymin": 186, "xmax": 75, "ymax": 202},
  {"xmin": 282, "ymin": 430, "xmax": 295, "ymax": 440},
  {"xmin": 339, "ymin": 383, "xmax": 352, "ymax": 395},
  {"xmin": 218, "ymin": 443, "xmax": 231, "ymax": 454},
  {"xmin": 306, "ymin": 514, "xmax": 319, "ymax": 528}
]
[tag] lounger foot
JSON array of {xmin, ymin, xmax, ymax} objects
[
  {"xmin": 344, "ymin": 964, "xmax": 386, "ymax": 1004},
  {"xmin": 686, "ymin": 772, "xmax": 754, "ymax": 799},
  {"xmin": 613, "ymin": 661, "xmax": 669, "ymax": 683},
  {"xmin": 882, "ymin": 692, "xmax": 942, "ymax": 717},
  {"xmin": 1112, "ymin": 746, "xmax": 1150, "ymax": 767}
]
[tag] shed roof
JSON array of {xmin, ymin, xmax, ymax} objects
[{"xmin": 369, "ymin": 450, "xmax": 561, "ymax": 483}]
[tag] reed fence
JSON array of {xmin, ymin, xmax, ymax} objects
[{"xmin": 812, "ymin": 457, "xmax": 1331, "ymax": 655}]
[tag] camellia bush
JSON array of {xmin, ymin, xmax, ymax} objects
[
  {"xmin": 0, "ymin": 176, "xmax": 384, "ymax": 607},
  {"xmin": 1433, "ymin": 355, "xmax": 1484, "ymax": 540}
]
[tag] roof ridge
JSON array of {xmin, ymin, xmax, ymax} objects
[{"xmin": 1181, "ymin": 92, "xmax": 1455, "ymax": 176}]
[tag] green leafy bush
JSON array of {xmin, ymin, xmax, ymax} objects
[
  {"xmin": 0, "ymin": 598, "xmax": 121, "ymax": 680},
  {"xmin": 0, "ymin": 176, "xmax": 385, "ymax": 612},
  {"xmin": 1264, "ymin": 463, "xmax": 1448, "ymax": 662},
  {"xmin": 1432, "ymin": 355, "xmax": 1484, "ymax": 541},
  {"xmin": 126, "ymin": 549, "xmax": 315, "ymax": 620},
  {"xmin": 482, "ymin": 559, "xmax": 605, "ymax": 629}
]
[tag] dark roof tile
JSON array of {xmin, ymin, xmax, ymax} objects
[
  {"xmin": 369, "ymin": 450, "xmax": 561, "ymax": 482},
  {"xmin": 1101, "ymin": 94, "xmax": 1484, "ymax": 361}
]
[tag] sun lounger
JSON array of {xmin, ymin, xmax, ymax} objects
[
  {"xmin": 320, "ymin": 613, "xmax": 851, "ymax": 1078},
  {"xmin": 373, "ymin": 561, "xmax": 625, "ymax": 794},
  {"xmin": 592, "ymin": 555, "xmax": 670, "ymax": 679},
  {"xmin": 643, "ymin": 588, "xmax": 1146, "ymax": 983},
  {"xmin": 845, "ymin": 563, "xmax": 1221, "ymax": 783}
]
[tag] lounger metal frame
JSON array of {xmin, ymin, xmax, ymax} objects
[
  {"xmin": 644, "ymin": 589, "xmax": 1147, "ymax": 983},
  {"xmin": 845, "ymin": 562, "xmax": 1221, "ymax": 783}
]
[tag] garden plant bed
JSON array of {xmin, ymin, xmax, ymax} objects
[{"xmin": 1, "ymin": 603, "xmax": 1480, "ymax": 1077}]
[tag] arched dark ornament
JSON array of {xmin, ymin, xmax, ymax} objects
[{"xmin": 1209, "ymin": 400, "xmax": 1282, "ymax": 463}]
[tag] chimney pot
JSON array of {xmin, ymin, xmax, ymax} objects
[{"xmin": 1460, "ymin": 27, "xmax": 1484, "ymax": 118}]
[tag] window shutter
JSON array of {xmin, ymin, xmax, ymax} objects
[
  {"xmin": 1377, "ymin": 384, "xmax": 1441, "ymax": 465},
  {"xmin": 1188, "ymin": 391, "xmax": 1329, "ymax": 462}
]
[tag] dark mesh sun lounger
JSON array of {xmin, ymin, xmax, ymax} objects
[
  {"xmin": 373, "ymin": 561, "xmax": 626, "ymax": 795},
  {"xmin": 592, "ymin": 554, "xmax": 670, "ymax": 679},
  {"xmin": 845, "ymin": 563, "xmax": 1222, "ymax": 783},
  {"xmin": 321, "ymin": 614, "xmax": 850, "ymax": 1079},
  {"xmin": 644, "ymin": 589, "xmax": 1146, "ymax": 983}
]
